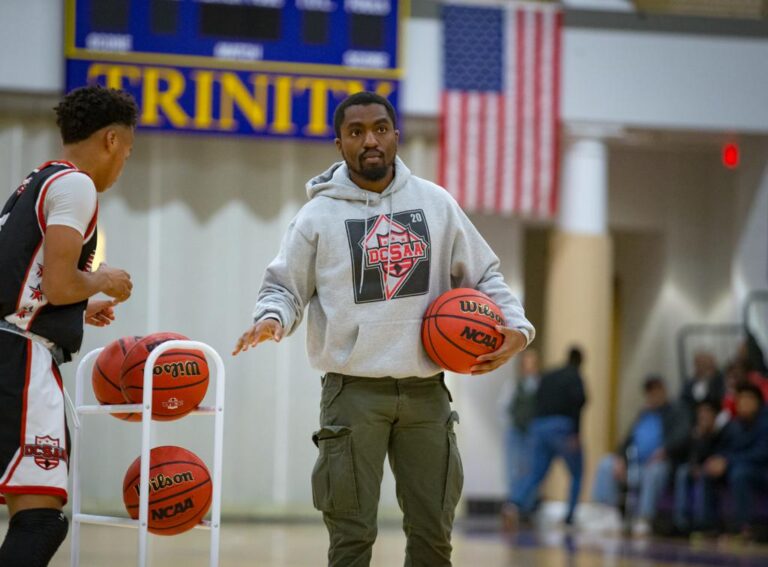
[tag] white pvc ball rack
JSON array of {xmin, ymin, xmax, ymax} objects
[{"xmin": 70, "ymin": 340, "xmax": 225, "ymax": 567}]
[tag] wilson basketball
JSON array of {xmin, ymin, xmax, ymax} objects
[
  {"xmin": 422, "ymin": 288, "xmax": 505, "ymax": 374},
  {"xmin": 92, "ymin": 336, "xmax": 143, "ymax": 421},
  {"xmin": 120, "ymin": 332, "xmax": 209, "ymax": 421},
  {"xmin": 122, "ymin": 445, "xmax": 212, "ymax": 536}
]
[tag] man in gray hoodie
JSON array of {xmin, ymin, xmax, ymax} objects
[{"xmin": 233, "ymin": 92, "xmax": 534, "ymax": 567}]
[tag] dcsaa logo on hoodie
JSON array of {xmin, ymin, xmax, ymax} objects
[{"xmin": 345, "ymin": 209, "xmax": 431, "ymax": 303}]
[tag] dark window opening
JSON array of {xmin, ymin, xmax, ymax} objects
[
  {"xmin": 151, "ymin": 0, "xmax": 179, "ymax": 35},
  {"xmin": 91, "ymin": 0, "xmax": 131, "ymax": 33},
  {"xmin": 349, "ymin": 14, "xmax": 385, "ymax": 50},
  {"xmin": 303, "ymin": 11, "xmax": 329, "ymax": 45},
  {"xmin": 199, "ymin": 3, "xmax": 281, "ymax": 41}
]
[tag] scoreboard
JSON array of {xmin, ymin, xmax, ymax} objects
[
  {"xmin": 67, "ymin": 0, "xmax": 403, "ymax": 74},
  {"xmin": 65, "ymin": 0, "xmax": 405, "ymax": 139}
]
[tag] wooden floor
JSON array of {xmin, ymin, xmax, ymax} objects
[{"xmin": 3, "ymin": 518, "xmax": 765, "ymax": 567}]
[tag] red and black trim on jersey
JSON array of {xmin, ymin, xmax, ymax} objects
[{"xmin": 0, "ymin": 162, "xmax": 97, "ymax": 358}]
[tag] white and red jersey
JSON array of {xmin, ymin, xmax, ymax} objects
[{"xmin": 0, "ymin": 161, "xmax": 98, "ymax": 358}]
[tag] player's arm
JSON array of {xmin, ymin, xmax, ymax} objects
[{"xmin": 42, "ymin": 225, "xmax": 132, "ymax": 305}]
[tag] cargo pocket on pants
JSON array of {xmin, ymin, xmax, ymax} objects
[
  {"xmin": 311, "ymin": 425, "xmax": 359, "ymax": 516},
  {"xmin": 443, "ymin": 411, "xmax": 464, "ymax": 512}
]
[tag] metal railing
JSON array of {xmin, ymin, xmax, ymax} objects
[{"xmin": 676, "ymin": 289, "xmax": 768, "ymax": 386}]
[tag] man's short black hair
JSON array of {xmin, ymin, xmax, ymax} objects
[
  {"xmin": 333, "ymin": 91, "xmax": 397, "ymax": 138},
  {"xmin": 54, "ymin": 85, "xmax": 138, "ymax": 144},
  {"xmin": 736, "ymin": 382, "xmax": 764, "ymax": 404},
  {"xmin": 567, "ymin": 347, "xmax": 583, "ymax": 368},
  {"xmin": 643, "ymin": 374, "xmax": 666, "ymax": 392}
]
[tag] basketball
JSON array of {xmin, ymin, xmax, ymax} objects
[
  {"xmin": 422, "ymin": 288, "xmax": 505, "ymax": 374},
  {"xmin": 120, "ymin": 332, "xmax": 209, "ymax": 421},
  {"xmin": 92, "ymin": 336, "xmax": 143, "ymax": 421},
  {"xmin": 122, "ymin": 445, "xmax": 212, "ymax": 536}
]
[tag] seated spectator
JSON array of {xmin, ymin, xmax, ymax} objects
[
  {"xmin": 673, "ymin": 400, "xmax": 725, "ymax": 533},
  {"xmin": 701, "ymin": 382, "xmax": 768, "ymax": 538},
  {"xmin": 680, "ymin": 351, "xmax": 725, "ymax": 417},
  {"xmin": 592, "ymin": 376, "xmax": 689, "ymax": 537}
]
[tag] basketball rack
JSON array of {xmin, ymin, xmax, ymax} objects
[{"xmin": 70, "ymin": 340, "xmax": 226, "ymax": 567}]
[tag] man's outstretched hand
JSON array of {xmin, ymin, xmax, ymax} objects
[{"xmin": 232, "ymin": 318, "xmax": 284, "ymax": 356}]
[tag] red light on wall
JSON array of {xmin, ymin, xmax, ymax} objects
[{"xmin": 722, "ymin": 143, "xmax": 740, "ymax": 169}]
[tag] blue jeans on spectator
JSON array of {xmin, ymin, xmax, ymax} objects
[
  {"xmin": 674, "ymin": 464, "xmax": 713, "ymax": 531},
  {"xmin": 511, "ymin": 415, "xmax": 582, "ymax": 522},
  {"xmin": 593, "ymin": 453, "xmax": 670, "ymax": 521},
  {"xmin": 505, "ymin": 424, "xmax": 534, "ymax": 504}
]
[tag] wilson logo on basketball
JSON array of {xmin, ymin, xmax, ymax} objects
[
  {"xmin": 459, "ymin": 301, "xmax": 504, "ymax": 325},
  {"xmin": 150, "ymin": 497, "xmax": 195, "ymax": 521},
  {"xmin": 460, "ymin": 326, "xmax": 499, "ymax": 349},
  {"xmin": 153, "ymin": 360, "xmax": 201, "ymax": 378},
  {"xmin": 135, "ymin": 471, "xmax": 195, "ymax": 496}
]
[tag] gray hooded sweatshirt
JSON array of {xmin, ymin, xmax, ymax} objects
[{"xmin": 252, "ymin": 156, "xmax": 534, "ymax": 378}]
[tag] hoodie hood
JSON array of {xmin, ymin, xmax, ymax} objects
[{"xmin": 306, "ymin": 156, "xmax": 411, "ymax": 202}]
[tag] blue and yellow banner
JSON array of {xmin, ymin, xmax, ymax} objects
[
  {"xmin": 68, "ymin": 60, "xmax": 398, "ymax": 139},
  {"xmin": 64, "ymin": 0, "xmax": 404, "ymax": 140}
]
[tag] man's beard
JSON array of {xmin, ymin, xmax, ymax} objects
[
  {"xmin": 354, "ymin": 152, "xmax": 392, "ymax": 181},
  {"xmin": 358, "ymin": 164, "xmax": 390, "ymax": 181}
]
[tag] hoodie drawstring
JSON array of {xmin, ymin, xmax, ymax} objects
[
  {"xmin": 359, "ymin": 191, "xmax": 394, "ymax": 297},
  {"xmin": 386, "ymin": 192, "xmax": 393, "ymax": 282},
  {"xmin": 359, "ymin": 193, "xmax": 370, "ymax": 295}
]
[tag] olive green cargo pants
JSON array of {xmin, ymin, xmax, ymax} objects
[{"xmin": 311, "ymin": 373, "xmax": 463, "ymax": 567}]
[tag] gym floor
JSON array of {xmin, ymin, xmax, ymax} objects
[{"xmin": 4, "ymin": 518, "xmax": 766, "ymax": 567}]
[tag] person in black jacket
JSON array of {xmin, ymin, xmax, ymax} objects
[
  {"xmin": 504, "ymin": 347, "xmax": 587, "ymax": 528},
  {"xmin": 673, "ymin": 400, "xmax": 725, "ymax": 533},
  {"xmin": 592, "ymin": 376, "xmax": 690, "ymax": 537}
]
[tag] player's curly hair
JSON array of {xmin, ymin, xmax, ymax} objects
[{"xmin": 54, "ymin": 85, "xmax": 138, "ymax": 144}]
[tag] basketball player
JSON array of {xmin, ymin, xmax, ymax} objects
[
  {"xmin": 0, "ymin": 85, "xmax": 136, "ymax": 566},
  {"xmin": 234, "ymin": 91, "xmax": 534, "ymax": 567}
]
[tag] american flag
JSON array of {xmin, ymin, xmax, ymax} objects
[{"xmin": 439, "ymin": 3, "xmax": 562, "ymax": 218}]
